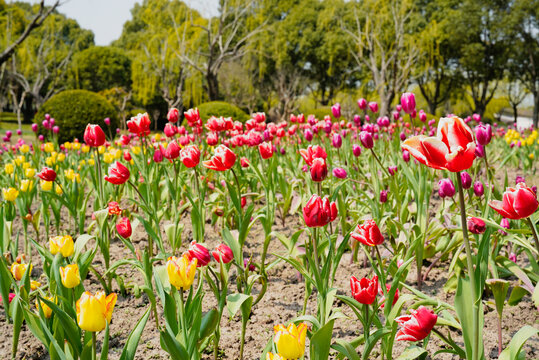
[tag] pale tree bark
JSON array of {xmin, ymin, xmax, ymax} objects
[
  {"xmin": 0, "ymin": 0, "xmax": 60, "ymax": 66},
  {"xmin": 181, "ymin": 0, "xmax": 265, "ymax": 101},
  {"xmin": 344, "ymin": 1, "xmax": 417, "ymax": 116},
  {"xmin": 272, "ymin": 68, "xmax": 303, "ymax": 121},
  {"xmin": 505, "ymin": 81, "xmax": 528, "ymax": 124}
]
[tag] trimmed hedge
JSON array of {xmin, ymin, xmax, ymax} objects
[
  {"xmin": 34, "ymin": 90, "xmax": 118, "ymax": 143},
  {"xmin": 197, "ymin": 101, "xmax": 249, "ymax": 122}
]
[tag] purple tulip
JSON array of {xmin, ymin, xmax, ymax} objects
[
  {"xmin": 302, "ymin": 164, "xmax": 308, "ymax": 172},
  {"xmin": 402, "ymin": 149, "xmax": 410, "ymax": 162},
  {"xmin": 333, "ymin": 167, "xmax": 347, "ymax": 179},
  {"xmin": 499, "ymin": 218, "xmax": 510, "ymax": 235},
  {"xmin": 50, "ymin": 118, "xmax": 55, "ymax": 126},
  {"xmin": 388, "ymin": 165, "xmax": 398, "ymax": 176},
  {"xmin": 44, "ymin": 113, "xmax": 50, "ymax": 121},
  {"xmin": 460, "ymin": 171, "xmax": 472, "ymax": 189},
  {"xmin": 515, "ymin": 175, "xmax": 525, "ymax": 184},
  {"xmin": 42, "ymin": 120, "xmax": 49, "ymax": 129},
  {"xmin": 475, "ymin": 144, "xmax": 485, "ymax": 158},
  {"xmin": 365, "ymin": 115, "xmax": 370, "ymax": 122},
  {"xmin": 357, "ymin": 98, "xmax": 367, "ymax": 110},
  {"xmin": 419, "ymin": 110, "xmax": 427, "ymax": 123},
  {"xmin": 368, "ymin": 102, "xmax": 378, "ymax": 113},
  {"xmin": 38, "ymin": 134, "xmax": 44, "ymax": 142},
  {"xmin": 472, "ymin": 113, "xmax": 481, "ymax": 122},
  {"xmin": 280, "ymin": 147, "xmax": 286, "ymax": 155},
  {"xmin": 304, "ymin": 129, "xmax": 313, "ymax": 142},
  {"xmin": 380, "ymin": 190, "xmax": 388, "ymax": 203},
  {"xmin": 16, "ymin": 129, "xmax": 22, "ymax": 135},
  {"xmin": 104, "ymin": 117, "xmax": 111, "ymax": 126},
  {"xmin": 396, "ymin": 104, "xmax": 402, "ymax": 112},
  {"xmin": 475, "ymin": 124, "xmax": 492, "ymax": 145},
  {"xmin": 353, "ymin": 115, "xmax": 361, "ymax": 125},
  {"xmin": 438, "ymin": 178, "xmax": 455, "ymax": 198},
  {"xmin": 331, "ymin": 103, "xmax": 341, "ymax": 118},
  {"xmin": 324, "ymin": 121, "xmax": 332, "ymax": 134},
  {"xmin": 509, "ymin": 253, "xmax": 517, "ymax": 263},
  {"xmin": 352, "ymin": 144, "xmax": 362, "ymax": 157},
  {"xmin": 116, "ymin": 128, "xmax": 121, "ymax": 134},
  {"xmin": 360, "ymin": 131, "xmax": 374, "ymax": 149},
  {"xmin": 53, "ymin": 126, "xmax": 59, "ymax": 134},
  {"xmin": 31, "ymin": 123, "xmax": 38, "ymax": 132},
  {"xmin": 473, "ymin": 181, "xmax": 484, "ymax": 197},
  {"xmin": 400, "ymin": 92, "xmax": 416, "ymax": 114},
  {"xmin": 332, "ymin": 133, "xmax": 342, "ymax": 148},
  {"xmin": 5, "ymin": 131, "xmax": 12, "ymax": 138}
]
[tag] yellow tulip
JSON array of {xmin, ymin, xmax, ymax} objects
[
  {"xmin": 30, "ymin": 280, "xmax": 41, "ymax": 290},
  {"xmin": 98, "ymin": 145, "xmax": 106, "ymax": 154},
  {"xmin": 166, "ymin": 254, "xmax": 197, "ymax": 290},
  {"xmin": 103, "ymin": 152, "xmax": 114, "ymax": 163},
  {"xmin": 55, "ymin": 184, "xmax": 63, "ymax": 195},
  {"xmin": 25, "ymin": 167, "xmax": 36, "ymax": 178},
  {"xmin": 273, "ymin": 323, "xmax": 308, "ymax": 359},
  {"xmin": 64, "ymin": 142, "xmax": 72, "ymax": 150},
  {"xmin": 14, "ymin": 156, "xmax": 25, "ymax": 165},
  {"xmin": 11, "ymin": 262, "xmax": 32, "ymax": 281},
  {"xmin": 73, "ymin": 142, "xmax": 81, "ymax": 150},
  {"xmin": 22, "ymin": 161, "xmax": 30, "ymax": 169},
  {"xmin": 20, "ymin": 180, "xmax": 33, "ymax": 192},
  {"xmin": 82, "ymin": 145, "xmax": 90, "ymax": 153},
  {"xmin": 49, "ymin": 235, "xmax": 74, "ymax": 257},
  {"xmin": 20, "ymin": 144, "xmax": 30, "ymax": 153},
  {"xmin": 88, "ymin": 158, "xmax": 95, "ymax": 166},
  {"xmin": 40, "ymin": 180, "xmax": 53, "ymax": 191},
  {"xmin": 57, "ymin": 153, "xmax": 66, "ymax": 162},
  {"xmin": 44, "ymin": 142, "xmax": 54, "ymax": 153},
  {"xmin": 529, "ymin": 153, "xmax": 535, "ymax": 160},
  {"xmin": 4, "ymin": 163, "xmax": 14, "ymax": 175},
  {"xmin": 76, "ymin": 291, "xmax": 117, "ymax": 332},
  {"xmin": 36, "ymin": 297, "xmax": 54, "ymax": 318},
  {"xmin": 154, "ymin": 133, "xmax": 162, "ymax": 141},
  {"xmin": 266, "ymin": 353, "xmax": 284, "ymax": 360},
  {"xmin": 60, "ymin": 264, "xmax": 81, "ymax": 288},
  {"xmin": 132, "ymin": 146, "xmax": 141, "ymax": 155},
  {"xmin": 3, "ymin": 187, "xmax": 19, "ymax": 202}
]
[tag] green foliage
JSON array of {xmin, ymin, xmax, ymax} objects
[
  {"xmin": 300, "ymin": 107, "xmax": 333, "ymax": 121},
  {"xmin": 34, "ymin": 90, "xmax": 118, "ymax": 143},
  {"xmin": 70, "ymin": 46, "xmax": 131, "ymax": 92},
  {"xmin": 0, "ymin": 112, "xmax": 17, "ymax": 122},
  {"xmin": 197, "ymin": 101, "xmax": 249, "ymax": 122}
]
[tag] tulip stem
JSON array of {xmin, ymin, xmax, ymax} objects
[
  {"xmin": 94, "ymin": 148, "xmax": 105, "ymax": 207},
  {"xmin": 370, "ymin": 149, "xmax": 389, "ymax": 176},
  {"xmin": 363, "ymin": 304, "xmax": 370, "ymax": 341},
  {"xmin": 526, "ymin": 217, "xmax": 539, "ymax": 255},
  {"xmin": 456, "ymin": 171, "xmax": 480, "ymax": 359},
  {"xmin": 91, "ymin": 332, "xmax": 96, "ymax": 360},
  {"xmin": 178, "ymin": 289, "xmax": 188, "ymax": 349}
]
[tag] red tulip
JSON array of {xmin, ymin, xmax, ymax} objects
[
  {"xmin": 163, "ymin": 140, "xmax": 180, "ymax": 160},
  {"xmin": 206, "ymin": 132, "xmax": 218, "ymax": 146},
  {"xmin": 188, "ymin": 241, "xmax": 211, "ymax": 267},
  {"xmin": 302, "ymin": 194, "xmax": 337, "ymax": 228},
  {"xmin": 203, "ymin": 145, "xmax": 236, "ymax": 171},
  {"xmin": 395, "ymin": 306, "xmax": 438, "ymax": 342},
  {"xmin": 119, "ymin": 135, "xmax": 130, "ymax": 146},
  {"xmin": 123, "ymin": 150, "xmax": 132, "ymax": 162},
  {"xmin": 180, "ymin": 145, "xmax": 200, "ymax": 168},
  {"xmin": 258, "ymin": 142, "xmax": 273, "ymax": 159},
  {"xmin": 212, "ymin": 244, "xmax": 234, "ymax": 263},
  {"xmin": 206, "ymin": 116, "xmax": 233, "ymax": 132},
  {"xmin": 467, "ymin": 217, "xmax": 486, "ymax": 234},
  {"xmin": 164, "ymin": 123, "xmax": 177, "ymax": 138},
  {"xmin": 104, "ymin": 161, "xmax": 130, "ymax": 185},
  {"xmin": 127, "ymin": 113, "xmax": 151, "ymax": 136},
  {"xmin": 167, "ymin": 108, "xmax": 179, "ymax": 123},
  {"xmin": 400, "ymin": 92, "xmax": 416, "ymax": 114},
  {"xmin": 83, "ymin": 124, "xmax": 106, "ymax": 147},
  {"xmin": 378, "ymin": 283, "xmax": 399, "ymax": 308},
  {"xmin": 350, "ymin": 275, "xmax": 378, "ymax": 305},
  {"xmin": 299, "ymin": 145, "xmax": 327, "ymax": 166},
  {"xmin": 37, "ymin": 167, "xmax": 57, "ymax": 182},
  {"xmin": 240, "ymin": 157, "xmax": 250, "ymax": 168},
  {"xmin": 489, "ymin": 182, "xmax": 538, "ymax": 220},
  {"xmin": 402, "ymin": 116, "xmax": 476, "ymax": 172},
  {"xmin": 184, "ymin": 108, "xmax": 201, "ymax": 127},
  {"xmin": 116, "ymin": 217, "xmax": 132, "ymax": 238},
  {"xmin": 108, "ymin": 201, "xmax": 122, "ymax": 216},
  {"xmin": 351, "ymin": 219, "xmax": 384, "ymax": 246},
  {"xmin": 310, "ymin": 157, "xmax": 328, "ymax": 182}
]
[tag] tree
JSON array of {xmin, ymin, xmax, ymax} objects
[
  {"xmin": 0, "ymin": 0, "xmax": 59, "ymax": 66},
  {"xmin": 503, "ymin": 80, "xmax": 528, "ymax": 124},
  {"xmin": 70, "ymin": 46, "xmax": 131, "ymax": 92},
  {"xmin": 343, "ymin": 0, "xmax": 418, "ymax": 116}
]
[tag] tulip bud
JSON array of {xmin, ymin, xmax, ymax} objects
[
  {"xmin": 104, "ymin": 117, "xmax": 111, "ymax": 126},
  {"xmin": 473, "ymin": 181, "xmax": 484, "ymax": 197},
  {"xmin": 167, "ymin": 108, "xmax": 180, "ymax": 123},
  {"xmin": 31, "ymin": 123, "xmax": 38, "ymax": 132},
  {"xmin": 388, "ymin": 166, "xmax": 397, "ymax": 176},
  {"xmin": 499, "ymin": 218, "xmax": 510, "ymax": 235},
  {"xmin": 379, "ymin": 190, "xmax": 388, "ymax": 203},
  {"xmin": 116, "ymin": 217, "xmax": 132, "ymax": 238},
  {"xmin": 475, "ymin": 144, "xmax": 485, "ymax": 158},
  {"xmin": 188, "ymin": 241, "xmax": 211, "ymax": 267},
  {"xmin": 304, "ymin": 129, "xmax": 313, "ymax": 142},
  {"xmin": 467, "ymin": 217, "xmax": 486, "ymax": 234},
  {"xmin": 332, "ymin": 133, "xmax": 342, "ymax": 148},
  {"xmin": 515, "ymin": 175, "xmax": 525, "ymax": 184},
  {"xmin": 419, "ymin": 110, "xmax": 427, "ymax": 123},
  {"xmin": 359, "ymin": 131, "xmax": 373, "ymax": 149},
  {"xmin": 212, "ymin": 244, "xmax": 234, "ymax": 263},
  {"xmin": 475, "ymin": 124, "xmax": 492, "ymax": 146},
  {"xmin": 400, "ymin": 92, "xmax": 416, "ymax": 114},
  {"xmin": 332, "ymin": 167, "xmax": 347, "ymax": 179},
  {"xmin": 473, "ymin": 113, "xmax": 481, "ymax": 122},
  {"xmin": 60, "ymin": 264, "xmax": 81, "ymax": 288},
  {"xmin": 368, "ymin": 102, "xmax": 378, "ymax": 113},
  {"xmin": 352, "ymin": 144, "xmax": 361, "ymax": 157},
  {"xmin": 240, "ymin": 157, "xmax": 249, "ymax": 168},
  {"xmin": 357, "ymin": 98, "xmax": 367, "ymax": 110},
  {"xmin": 438, "ymin": 178, "xmax": 455, "ymax": 198},
  {"xmin": 353, "ymin": 115, "xmax": 361, "ymax": 125},
  {"xmin": 310, "ymin": 158, "xmax": 328, "ymax": 182},
  {"xmin": 331, "ymin": 103, "xmax": 341, "ymax": 118}
]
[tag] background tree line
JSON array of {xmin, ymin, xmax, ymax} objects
[{"xmin": 1, "ymin": 0, "xmax": 538, "ymax": 128}]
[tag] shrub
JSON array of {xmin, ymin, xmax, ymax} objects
[
  {"xmin": 197, "ymin": 101, "xmax": 249, "ymax": 122},
  {"xmin": 34, "ymin": 90, "xmax": 118, "ymax": 143},
  {"xmin": 0, "ymin": 112, "xmax": 17, "ymax": 123},
  {"xmin": 300, "ymin": 107, "xmax": 336, "ymax": 121}
]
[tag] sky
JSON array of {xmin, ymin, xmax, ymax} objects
[{"xmin": 19, "ymin": 0, "xmax": 220, "ymax": 45}]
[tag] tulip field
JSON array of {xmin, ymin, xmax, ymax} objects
[{"xmin": 1, "ymin": 96, "xmax": 539, "ymax": 360}]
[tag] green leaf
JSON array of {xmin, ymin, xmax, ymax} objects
[
  {"xmin": 73, "ymin": 234, "xmax": 94, "ymax": 261},
  {"xmin": 499, "ymin": 325, "xmax": 538, "ymax": 360},
  {"xmin": 226, "ymin": 293, "xmax": 252, "ymax": 319},
  {"xmin": 396, "ymin": 346, "xmax": 428, "ymax": 360},
  {"xmin": 331, "ymin": 339, "xmax": 361, "ymax": 360},
  {"xmin": 310, "ymin": 320, "xmax": 334, "ymax": 360},
  {"xmin": 199, "ymin": 308, "xmax": 219, "ymax": 340},
  {"xmin": 362, "ymin": 328, "xmax": 392, "ymax": 360},
  {"xmin": 508, "ymin": 285, "xmax": 529, "ymax": 306},
  {"xmin": 100, "ymin": 321, "xmax": 110, "ymax": 360},
  {"xmin": 486, "ymin": 279, "xmax": 509, "ymax": 317},
  {"xmin": 119, "ymin": 307, "xmax": 151, "ymax": 360}
]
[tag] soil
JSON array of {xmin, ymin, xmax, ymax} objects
[{"xmin": 1, "ymin": 171, "xmax": 538, "ymax": 360}]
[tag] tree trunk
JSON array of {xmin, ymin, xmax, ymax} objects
[
  {"xmin": 206, "ymin": 71, "xmax": 220, "ymax": 101},
  {"xmin": 512, "ymin": 104, "xmax": 518, "ymax": 124},
  {"xmin": 428, "ymin": 101, "xmax": 437, "ymax": 116},
  {"xmin": 534, "ymin": 90, "xmax": 539, "ymax": 129}
]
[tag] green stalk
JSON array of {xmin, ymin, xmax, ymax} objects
[
  {"xmin": 94, "ymin": 148, "xmax": 104, "ymax": 207},
  {"xmin": 526, "ymin": 217, "xmax": 539, "ymax": 255},
  {"xmin": 178, "ymin": 289, "xmax": 189, "ymax": 348},
  {"xmin": 91, "ymin": 332, "xmax": 97, "ymax": 360}
]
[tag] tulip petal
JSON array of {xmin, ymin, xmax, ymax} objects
[
  {"xmin": 488, "ymin": 200, "xmax": 516, "ymax": 219},
  {"xmin": 419, "ymin": 137, "xmax": 449, "ymax": 169},
  {"xmin": 438, "ymin": 116, "xmax": 474, "ymax": 152}
]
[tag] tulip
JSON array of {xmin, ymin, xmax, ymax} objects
[
  {"xmin": 395, "ymin": 306, "xmax": 438, "ymax": 342},
  {"xmin": 127, "ymin": 113, "xmax": 151, "ymax": 136},
  {"xmin": 419, "ymin": 110, "xmax": 427, "ymax": 123},
  {"xmin": 400, "ymin": 92, "xmax": 416, "ymax": 114},
  {"xmin": 76, "ymin": 291, "xmax": 117, "ymax": 332},
  {"xmin": 379, "ymin": 283, "xmax": 399, "ymax": 308},
  {"xmin": 359, "ymin": 131, "xmax": 373, "ymax": 149},
  {"xmin": 188, "ymin": 241, "xmax": 211, "ymax": 267},
  {"xmin": 402, "ymin": 149, "xmax": 410, "ymax": 162},
  {"xmin": 357, "ymin": 98, "xmax": 367, "ymax": 110},
  {"xmin": 331, "ymin": 103, "xmax": 341, "ymax": 118},
  {"xmin": 368, "ymin": 102, "xmax": 379, "ymax": 113},
  {"xmin": 167, "ymin": 108, "xmax": 180, "ymax": 123},
  {"xmin": 475, "ymin": 124, "xmax": 492, "ymax": 145},
  {"xmin": 163, "ymin": 140, "xmax": 180, "ymax": 160},
  {"xmin": 180, "ymin": 145, "xmax": 200, "ymax": 168},
  {"xmin": 273, "ymin": 323, "xmax": 308, "ymax": 359},
  {"xmin": 31, "ymin": 123, "xmax": 38, "ymax": 132},
  {"xmin": 332, "ymin": 167, "xmax": 347, "ymax": 179},
  {"xmin": 299, "ymin": 145, "xmax": 327, "ymax": 166},
  {"xmin": 11, "ymin": 262, "xmax": 31, "ymax": 281},
  {"xmin": 240, "ymin": 157, "xmax": 250, "ymax": 168},
  {"xmin": 184, "ymin": 108, "xmax": 201, "ymax": 127},
  {"xmin": 36, "ymin": 297, "xmax": 54, "ymax": 318},
  {"xmin": 380, "ymin": 189, "xmax": 388, "ymax": 203},
  {"xmin": 167, "ymin": 254, "xmax": 197, "ymax": 290},
  {"xmin": 37, "ymin": 167, "xmax": 57, "ymax": 182},
  {"xmin": 259, "ymin": 142, "xmax": 274, "ymax": 159},
  {"xmin": 164, "ymin": 123, "xmax": 177, "ymax": 137},
  {"xmin": 310, "ymin": 157, "xmax": 328, "ymax": 182},
  {"xmin": 48, "ymin": 234, "xmax": 73, "ymax": 257},
  {"xmin": 2, "ymin": 187, "xmax": 19, "ymax": 202},
  {"xmin": 473, "ymin": 113, "xmax": 481, "ymax": 122},
  {"xmin": 499, "ymin": 218, "xmax": 510, "ymax": 235},
  {"xmin": 460, "ymin": 171, "xmax": 472, "ymax": 189},
  {"xmin": 104, "ymin": 117, "xmax": 111, "ymax": 126},
  {"xmin": 108, "ymin": 201, "xmax": 122, "ymax": 216},
  {"xmin": 473, "ymin": 181, "xmax": 484, "ymax": 197},
  {"xmin": 388, "ymin": 166, "xmax": 398, "ymax": 176},
  {"xmin": 116, "ymin": 217, "xmax": 132, "ymax": 238},
  {"xmin": 60, "ymin": 264, "xmax": 81, "ymax": 288},
  {"xmin": 351, "ymin": 219, "xmax": 384, "ymax": 246},
  {"xmin": 475, "ymin": 144, "xmax": 485, "ymax": 158},
  {"xmin": 304, "ymin": 129, "xmax": 313, "ymax": 142},
  {"xmin": 153, "ymin": 148, "xmax": 164, "ymax": 163},
  {"xmin": 509, "ymin": 252, "xmax": 517, "ymax": 262},
  {"xmin": 350, "ymin": 275, "xmax": 378, "ymax": 305},
  {"xmin": 104, "ymin": 161, "xmax": 130, "ymax": 185},
  {"xmin": 352, "ymin": 144, "xmax": 362, "ymax": 157},
  {"xmin": 438, "ymin": 178, "xmax": 455, "ymax": 198},
  {"xmin": 203, "ymin": 145, "xmax": 236, "ymax": 171},
  {"xmin": 353, "ymin": 114, "xmax": 361, "ymax": 125},
  {"xmin": 331, "ymin": 133, "xmax": 343, "ymax": 148},
  {"xmin": 402, "ymin": 116, "xmax": 476, "ymax": 172},
  {"xmin": 302, "ymin": 194, "xmax": 337, "ymax": 227},
  {"xmin": 467, "ymin": 217, "xmax": 486, "ymax": 234},
  {"xmin": 212, "ymin": 244, "xmax": 234, "ymax": 263},
  {"xmin": 489, "ymin": 183, "xmax": 538, "ymax": 220}
]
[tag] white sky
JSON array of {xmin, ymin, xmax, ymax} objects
[{"xmin": 19, "ymin": 0, "xmax": 220, "ymax": 45}]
